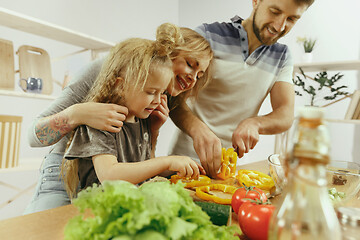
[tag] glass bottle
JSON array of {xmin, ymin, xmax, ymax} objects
[{"xmin": 268, "ymin": 106, "xmax": 342, "ymax": 240}]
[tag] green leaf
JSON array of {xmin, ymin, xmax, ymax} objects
[{"xmin": 64, "ymin": 180, "xmax": 239, "ymax": 240}]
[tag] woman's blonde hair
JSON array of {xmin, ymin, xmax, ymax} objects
[
  {"xmin": 62, "ymin": 23, "xmax": 184, "ymax": 199},
  {"xmin": 169, "ymin": 27, "xmax": 214, "ymax": 109}
]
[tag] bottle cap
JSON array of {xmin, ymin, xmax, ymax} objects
[
  {"xmin": 297, "ymin": 106, "xmax": 325, "ymax": 119},
  {"xmin": 293, "ymin": 106, "xmax": 330, "ymax": 164}
]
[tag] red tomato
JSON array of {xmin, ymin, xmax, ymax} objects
[
  {"xmin": 238, "ymin": 201, "xmax": 275, "ymax": 240},
  {"xmin": 231, "ymin": 186, "xmax": 267, "ymax": 214}
]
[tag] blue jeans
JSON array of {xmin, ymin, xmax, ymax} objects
[{"xmin": 23, "ymin": 153, "xmax": 70, "ymax": 214}]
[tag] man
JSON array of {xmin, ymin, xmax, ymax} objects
[{"xmin": 169, "ymin": 0, "xmax": 315, "ymax": 178}]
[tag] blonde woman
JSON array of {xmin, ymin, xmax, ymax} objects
[{"xmin": 24, "ymin": 23, "xmax": 213, "ymax": 213}]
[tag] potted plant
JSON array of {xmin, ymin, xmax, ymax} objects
[
  {"xmin": 297, "ymin": 37, "xmax": 316, "ymax": 62},
  {"xmin": 293, "ymin": 68, "xmax": 349, "ymax": 107}
]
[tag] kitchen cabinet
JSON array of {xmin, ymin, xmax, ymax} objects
[
  {"xmin": 0, "ymin": 6, "xmax": 117, "ymax": 161},
  {"xmin": 0, "ymin": 6, "xmax": 115, "ymax": 99}
]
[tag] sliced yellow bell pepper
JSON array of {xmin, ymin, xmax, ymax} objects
[
  {"xmin": 236, "ymin": 169, "xmax": 275, "ymax": 191},
  {"xmin": 170, "ymin": 175, "xmax": 211, "ymax": 188},
  {"xmin": 195, "ymin": 184, "xmax": 237, "ymax": 205},
  {"xmin": 217, "ymin": 148, "xmax": 238, "ymax": 180}
]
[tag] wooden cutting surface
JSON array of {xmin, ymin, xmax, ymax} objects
[
  {"xmin": 17, "ymin": 45, "xmax": 53, "ymax": 95},
  {"xmin": 0, "ymin": 38, "xmax": 15, "ymax": 90}
]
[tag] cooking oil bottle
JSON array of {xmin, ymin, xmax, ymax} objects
[{"xmin": 268, "ymin": 106, "xmax": 341, "ymax": 240}]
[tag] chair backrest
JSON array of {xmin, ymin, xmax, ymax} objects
[{"xmin": 0, "ymin": 115, "xmax": 22, "ymax": 168}]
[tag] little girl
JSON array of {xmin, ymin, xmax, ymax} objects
[{"xmin": 62, "ymin": 29, "xmax": 204, "ymax": 198}]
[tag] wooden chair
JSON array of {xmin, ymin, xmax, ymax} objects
[
  {"xmin": 0, "ymin": 115, "xmax": 22, "ymax": 169},
  {"xmin": 0, "ymin": 115, "xmax": 37, "ymax": 210}
]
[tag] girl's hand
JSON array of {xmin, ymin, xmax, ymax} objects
[
  {"xmin": 149, "ymin": 94, "xmax": 169, "ymax": 134},
  {"xmin": 167, "ymin": 156, "xmax": 206, "ymax": 179}
]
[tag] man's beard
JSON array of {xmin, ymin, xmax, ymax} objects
[{"xmin": 252, "ymin": 8, "xmax": 285, "ymax": 45}]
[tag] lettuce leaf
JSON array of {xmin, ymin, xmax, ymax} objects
[{"xmin": 64, "ymin": 180, "xmax": 239, "ymax": 240}]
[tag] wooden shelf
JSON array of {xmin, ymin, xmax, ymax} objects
[
  {"xmin": 0, "ymin": 7, "xmax": 115, "ymax": 50},
  {"xmin": 0, "ymin": 89, "xmax": 56, "ymax": 100},
  {"xmin": 294, "ymin": 60, "xmax": 360, "ymax": 73},
  {"xmin": 293, "ymin": 60, "xmax": 360, "ymax": 122},
  {"xmin": 0, "ymin": 7, "xmax": 118, "ymax": 100},
  {"xmin": 325, "ymin": 118, "xmax": 360, "ymax": 124}
]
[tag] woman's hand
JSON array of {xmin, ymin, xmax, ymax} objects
[
  {"xmin": 192, "ymin": 128, "xmax": 222, "ymax": 179},
  {"xmin": 167, "ymin": 156, "xmax": 205, "ymax": 179},
  {"xmin": 149, "ymin": 95, "xmax": 169, "ymax": 134},
  {"xmin": 71, "ymin": 102, "xmax": 128, "ymax": 132},
  {"xmin": 36, "ymin": 102, "xmax": 128, "ymax": 145}
]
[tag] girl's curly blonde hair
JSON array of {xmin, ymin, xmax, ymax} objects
[{"xmin": 62, "ymin": 23, "xmax": 184, "ymax": 199}]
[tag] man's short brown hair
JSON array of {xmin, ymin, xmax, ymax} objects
[{"xmin": 294, "ymin": 0, "xmax": 315, "ymax": 8}]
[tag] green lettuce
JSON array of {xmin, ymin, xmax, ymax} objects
[{"xmin": 64, "ymin": 180, "xmax": 239, "ymax": 240}]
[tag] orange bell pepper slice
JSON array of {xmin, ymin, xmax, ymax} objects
[
  {"xmin": 236, "ymin": 169, "xmax": 275, "ymax": 191},
  {"xmin": 170, "ymin": 175, "xmax": 211, "ymax": 188},
  {"xmin": 195, "ymin": 184, "xmax": 237, "ymax": 205},
  {"xmin": 217, "ymin": 148, "xmax": 238, "ymax": 180}
]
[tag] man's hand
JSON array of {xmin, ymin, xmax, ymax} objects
[
  {"xmin": 232, "ymin": 118, "xmax": 260, "ymax": 158},
  {"xmin": 192, "ymin": 128, "xmax": 222, "ymax": 178},
  {"xmin": 73, "ymin": 102, "xmax": 128, "ymax": 132}
]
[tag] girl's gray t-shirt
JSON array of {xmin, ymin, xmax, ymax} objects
[{"xmin": 64, "ymin": 118, "xmax": 151, "ymax": 190}]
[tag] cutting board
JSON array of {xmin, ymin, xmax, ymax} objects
[
  {"xmin": 0, "ymin": 38, "xmax": 15, "ymax": 90},
  {"xmin": 17, "ymin": 45, "xmax": 53, "ymax": 95},
  {"xmin": 186, "ymin": 176, "xmax": 273, "ymax": 202}
]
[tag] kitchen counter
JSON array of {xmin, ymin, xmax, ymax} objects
[{"xmin": 0, "ymin": 160, "xmax": 358, "ymax": 240}]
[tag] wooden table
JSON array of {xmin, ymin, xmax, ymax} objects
[
  {"xmin": 0, "ymin": 160, "xmax": 358, "ymax": 240},
  {"xmin": 0, "ymin": 204, "xmax": 79, "ymax": 240}
]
